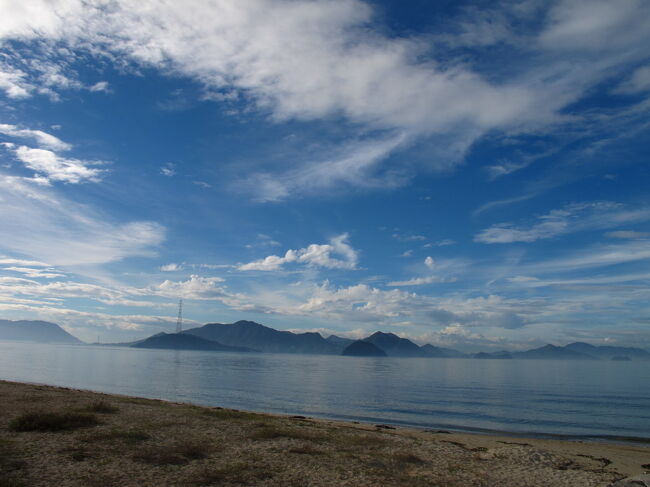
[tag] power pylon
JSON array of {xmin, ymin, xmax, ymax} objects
[{"xmin": 176, "ymin": 298, "xmax": 183, "ymax": 333}]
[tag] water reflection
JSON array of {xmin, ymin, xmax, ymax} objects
[{"xmin": 0, "ymin": 341, "xmax": 648, "ymax": 439}]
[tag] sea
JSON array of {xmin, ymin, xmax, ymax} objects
[{"xmin": 1, "ymin": 341, "xmax": 649, "ymax": 442}]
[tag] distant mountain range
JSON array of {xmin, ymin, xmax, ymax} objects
[
  {"xmin": 182, "ymin": 320, "xmax": 341, "ymax": 355},
  {"xmin": 0, "ymin": 319, "xmax": 81, "ymax": 344},
  {"xmin": 2, "ymin": 318, "xmax": 650, "ymax": 361}
]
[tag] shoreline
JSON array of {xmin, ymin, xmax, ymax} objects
[
  {"xmin": 6, "ymin": 376, "xmax": 650, "ymax": 448},
  {"xmin": 1, "ymin": 380, "xmax": 649, "ymax": 486}
]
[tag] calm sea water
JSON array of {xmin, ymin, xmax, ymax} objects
[{"xmin": 1, "ymin": 341, "xmax": 649, "ymax": 441}]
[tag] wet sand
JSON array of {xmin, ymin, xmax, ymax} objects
[{"xmin": 0, "ymin": 380, "xmax": 648, "ymax": 486}]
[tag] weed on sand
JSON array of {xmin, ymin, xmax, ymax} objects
[
  {"xmin": 249, "ymin": 425, "xmax": 325, "ymax": 442},
  {"xmin": 78, "ymin": 401, "xmax": 119, "ymax": 414},
  {"xmin": 133, "ymin": 440, "xmax": 213, "ymax": 465},
  {"xmin": 82, "ymin": 428, "xmax": 151, "ymax": 445}
]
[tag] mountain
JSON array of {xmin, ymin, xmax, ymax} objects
[
  {"xmin": 0, "ymin": 319, "xmax": 82, "ymax": 344},
  {"xmin": 363, "ymin": 332, "xmax": 427, "ymax": 357},
  {"xmin": 183, "ymin": 320, "xmax": 341, "ymax": 354},
  {"xmin": 421, "ymin": 344, "xmax": 465, "ymax": 358},
  {"xmin": 326, "ymin": 334, "xmax": 355, "ymax": 348},
  {"xmin": 512, "ymin": 344, "xmax": 594, "ymax": 360},
  {"xmin": 565, "ymin": 342, "xmax": 650, "ymax": 360},
  {"xmin": 132, "ymin": 333, "xmax": 256, "ymax": 352},
  {"xmin": 341, "ymin": 340, "xmax": 387, "ymax": 357}
]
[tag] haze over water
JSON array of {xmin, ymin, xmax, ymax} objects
[{"xmin": 2, "ymin": 342, "xmax": 649, "ymax": 442}]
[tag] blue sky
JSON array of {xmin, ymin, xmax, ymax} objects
[{"xmin": 0, "ymin": 0, "xmax": 649, "ymax": 350}]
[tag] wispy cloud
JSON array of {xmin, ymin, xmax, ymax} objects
[
  {"xmin": 606, "ymin": 230, "xmax": 649, "ymax": 239},
  {"xmin": 475, "ymin": 202, "xmax": 650, "ymax": 244},
  {"xmin": 241, "ymin": 134, "xmax": 407, "ymax": 201},
  {"xmin": 0, "ymin": 175, "xmax": 165, "ymax": 266},
  {"xmin": 1, "ymin": 1, "xmax": 647, "ymax": 199}
]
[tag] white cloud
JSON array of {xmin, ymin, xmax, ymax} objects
[
  {"xmin": 424, "ymin": 256, "xmax": 435, "ymax": 269},
  {"xmin": 89, "ymin": 81, "xmax": 109, "ymax": 92},
  {"xmin": 0, "ymin": 258, "xmax": 50, "ymax": 267},
  {"xmin": 160, "ymin": 163, "xmax": 175, "ymax": 177},
  {"xmin": 13, "ymin": 146, "xmax": 104, "ymax": 183},
  {"xmin": 156, "ymin": 275, "xmax": 227, "ymax": 300},
  {"xmin": 0, "ymin": 124, "xmax": 71, "ymax": 151},
  {"xmin": 387, "ymin": 276, "xmax": 440, "ymax": 287},
  {"xmin": 393, "ymin": 232, "xmax": 427, "ymax": 242},
  {"xmin": 0, "ymin": 66, "xmax": 31, "ymax": 98},
  {"xmin": 2, "ymin": 266, "xmax": 66, "ymax": 279},
  {"xmin": 160, "ymin": 263, "xmax": 182, "ymax": 272},
  {"xmin": 238, "ymin": 233, "xmax": 358, "ymax": 271},
  {"xmin": 475, "ymin": 202, "xmax": 650, "ymax": 244}
]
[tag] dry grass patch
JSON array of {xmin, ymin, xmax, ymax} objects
[
  {"xmin": 9, "ymin": 411, "xmax": 99, "ymax": 432},
  {"xmin": 249, "ymin": 425, "xmax": 325, "ymax": 441}
]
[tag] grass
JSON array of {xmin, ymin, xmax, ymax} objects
[
  {"xmin": 133, "ymin": 440, "xmax": 213, "ymax": 466},
  {"xmin": 9, "ymin": 411, "xmax": 100, "ymax": 432}
]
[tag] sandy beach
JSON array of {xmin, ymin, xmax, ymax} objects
[{"xmin": 0, "ymin": 380, "xmax": 648, "ymax": 486}]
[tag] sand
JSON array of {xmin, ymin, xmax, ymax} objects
[{"xmin": 0, "ymin": 380, "xmax": 648, "ymax": 486}]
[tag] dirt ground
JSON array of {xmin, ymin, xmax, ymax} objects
[{"xmin": 0, "ymin": 380, "xmax": 648, "ymax": 486}]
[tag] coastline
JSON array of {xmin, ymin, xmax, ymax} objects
[{"xmin": 1, "ymin": 380, "xmax": 648, "ymax": 486}]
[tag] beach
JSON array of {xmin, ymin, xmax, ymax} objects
[{"xmin": 0, "ymin": 380, "xmax": 647, "ymax": 486}]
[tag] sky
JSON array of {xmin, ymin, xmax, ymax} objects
[{"xmin": 0, "ymin": 0, "xmax": 649, "ymax": 351}]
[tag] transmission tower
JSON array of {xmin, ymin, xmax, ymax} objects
[{"xmin": 176, "ymin": 298, "xmax": 183, "ymax": 333}]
